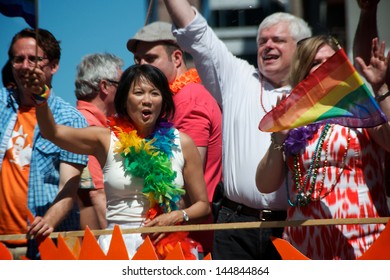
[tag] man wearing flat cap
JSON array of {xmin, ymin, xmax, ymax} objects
[{"xmin": 127, "ymin": 21, "xmax": 222, "ymax": 259}]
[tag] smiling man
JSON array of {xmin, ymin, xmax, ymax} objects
[
  {"xmin": 0, "ymin": 28, "xmax": 88, "ymax": 259},
  {"xmin": 162, "ymin": 0, "xmax": 311, "ymax": 260}
]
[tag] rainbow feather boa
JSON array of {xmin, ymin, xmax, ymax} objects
[
  {"xmin": 108, "ymin": 117, "xmax": 198, "ymax": 259},
  {"xmin": 109, "ymin": 117, "xmax": 185, "ymax": 216}
]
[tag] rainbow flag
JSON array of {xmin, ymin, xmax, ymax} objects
[
  {"xmin": 0, "ymin": 0, "xmax": 36, "ymax": 28},
  {"xmin": 258, "ymin": 47, "xmax": 387, "ymax": 132}
]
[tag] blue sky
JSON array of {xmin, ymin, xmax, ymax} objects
[{"xmin": 0, "ymin": 0, "xmax": 147, "ymax": 105}]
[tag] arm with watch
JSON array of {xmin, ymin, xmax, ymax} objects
[{"xmin": 143, "ymin": 131, "xmax": 211, "ymax": 244}]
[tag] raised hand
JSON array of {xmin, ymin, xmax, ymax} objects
[
  {"xmin": 355, "ymin": 37, "xmax": 389, "ymax": 93},
  {"xmin": 356, "ymin": 0, "xmax": 380, "ymax": 10},
  {"xmin": 19, "ymin": 67, "xmax": 46, "ymax": 95}
]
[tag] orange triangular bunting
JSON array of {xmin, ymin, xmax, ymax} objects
[
  {"xmin": 202, "ymin": 253, "xmax": 212, "ymax": 260},
  {"xmin": 39, "ymin": 236, "xmax": 60, "ymax": 260},
  {"xmin": 132, "ymin": 236, "xmax": 158, "ymax": 260},
  {"xmin": 79, "ymin": 227, "xmax": 107, "ymax": 260},
  {"xmin": 66, "ymin": 236, "xmax": 81, "ymax": 258},
  {"xmin": 106, "ymin": 225, "xmax": 129, "ymax": 260},
  {"xmin": 56, "ymin": 235, "xmax": 77, "ymax": 260},
  {"xmin": 358, "ymin": 219, "xmax": 390, "ymax": 260},
  {"xmin": 271, "ymin": 237, "xmax": 310, "ymax": 260},
  {"xmin": 0, "ymin": 242, "xmax": 13, "ymax": 260},
  {"xmin": 164, "ymin": 242, "xmax": 185, "ymax": 260}
]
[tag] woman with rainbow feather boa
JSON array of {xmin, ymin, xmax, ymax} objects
[{"xmin": 26, "ymin": 64, "xmax": 211, "ymax": 259}]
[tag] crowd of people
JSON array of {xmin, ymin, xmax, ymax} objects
[{"xmin": 0, "ymin": 0, "xmax": 389, "ymax": 260}]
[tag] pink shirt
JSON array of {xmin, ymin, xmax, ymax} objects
[
  {"xmin": 76, "ymin": 100, "xmax": 108, "ymax": 190},
  {"xmin": 171, "ymin": 81, "xmax": 222, "ymax": 255},
  {"xmin": 172, "ymin": 82, "xmax": 222, "ymax": 201}
]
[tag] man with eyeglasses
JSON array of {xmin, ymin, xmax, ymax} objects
[
  {"xmin": 127, "ymin": 21, "xmax": 222, "ymax": 258},
  {"xmin": 74, "ymin": 53, "xmax": 124, "ymax": 231},
  {"xmin": 0, "ymin": 28, "xmax": 88, "ymax": 259}
]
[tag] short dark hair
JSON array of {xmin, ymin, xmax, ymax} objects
[
  {"xmin": 2, "ymin": 60, "xmax": 16, "ymax": 88},
  {"xmin": 8, "ymin": 28, "xmax": 61, "ymax": 62},
  {"xmin": 114, "ymin": 64, "xmax": 175, "ymax": 123}
]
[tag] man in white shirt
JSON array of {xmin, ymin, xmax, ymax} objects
[{"xmin": 162, "ymin": 0, "xmax": 312, "ymax": 259}]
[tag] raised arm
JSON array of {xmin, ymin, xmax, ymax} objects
[
  {"xmin": 356, "ymin": 38, "xmax": 390, "ymax": 151},
  {"xmin": 353, "ymin": 0, "xmax": 380, "ymax": 70},
  {"xmin": 20, "ymin": 68, "xmax": 110, "ymax": 161},
  {"xmin": 35, "ymin": 103, "xmax": 109, "ymax": 159},
  {"xmin": 163, "ymin": 0, "xmax": 196, "ymax": 28}
]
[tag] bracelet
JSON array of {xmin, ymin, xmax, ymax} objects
[
  {"xmin": 375, "ymin": 91, "xmax": 390, "ymax": 103},
  {"xmin": 270, "ymin": 133, "xmax": 284, "ymax": 151},
  {"xmin": 181, "ymin": 210, "xmax": 189, "ymax": 222},
  {"xmin": 32, "ymin": 85, "xmax": 50, "ymax": 106}
]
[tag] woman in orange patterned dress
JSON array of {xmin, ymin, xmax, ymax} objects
[{"xmin": 256, "ymin": 35, "xmax": 390, "ymax": 259}]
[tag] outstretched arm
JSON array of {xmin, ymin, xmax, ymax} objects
[
  {"xmin": 163, "ymin": 0, "xmax": 196, "ymax": 28},
  {"xmin": 22, "ymin": 68, "xmax": 110, "ymax": 162}
]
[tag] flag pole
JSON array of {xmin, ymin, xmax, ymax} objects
[
  {"xmin": 144, "ymin": 0, "xmax": 154, "ymax": 26},
  {"xmin": 34, "ymin": 0, "xmax": 39, "ymax": 68}
]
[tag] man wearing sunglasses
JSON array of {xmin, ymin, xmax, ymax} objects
[{"xmin": 0, "ymin": 28, "xmax": 88, "ymax": 259}]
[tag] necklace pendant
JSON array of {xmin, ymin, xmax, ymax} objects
[{"xmin": 297, "ymin": 192, "xmax": 311, "ymax": 206}]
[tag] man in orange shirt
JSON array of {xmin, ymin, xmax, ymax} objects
[{"xmin": 0, "ymin": 28, "xmax": 88, "ymax": 259}]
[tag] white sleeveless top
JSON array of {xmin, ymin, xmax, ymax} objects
[{"xmin": 102, "ymin": 128, "xmax": 185, "ymax": 225}]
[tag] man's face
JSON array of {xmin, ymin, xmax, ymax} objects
[
  {"xmin": 10, "ymin": 37, "xmax": 57, "ymax": 91},
  {"xmin": 133, "ymin": 41, "xmax": 177, "ymax": 83},
  {"xmin": 257, "ymin": 21, "xmax": 296, "ymax": 87}
]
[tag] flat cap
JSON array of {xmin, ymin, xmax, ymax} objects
[{"xmin": 127, "ymin": 21, "xmax": 177, "ymax": 53}]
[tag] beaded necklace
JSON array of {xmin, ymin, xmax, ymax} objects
[
  {"xmin": 169, "ymin": 68, "xmax": 201, "ymax": 94},
  {"xmin": 260, "ymin": 75, "xmax": 268, "ymax": 114},
  {"xmin": 259, "ymin": 75, "xmax": 290, "ymax": 114},
  {"xmin": 286, "ymin": 124, "xmax": 351, "ymax": 207}
]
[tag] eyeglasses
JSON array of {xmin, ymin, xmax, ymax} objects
[
  {"xmin": 11, "ymin": 55, "xmax": 48, "ymax": 67},
  {"xmin": 106, "ymin": 79, "xmax": 119, "ymax": 86}
]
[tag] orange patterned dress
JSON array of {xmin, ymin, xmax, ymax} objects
[{"xmin": 283, "ymin": 124, "xmax": 389, "ymax": 259}]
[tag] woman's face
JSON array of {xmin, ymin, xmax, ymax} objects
[
  {"xmin": 126, "ymin": 77, "xmax": 163, "ymax": 136},
  {"xmin": 309, "ymin": 44, "xmax": 336, "ymax": 74}
]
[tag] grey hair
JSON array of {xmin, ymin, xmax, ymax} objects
[
  {"xmin": 256, "ymin": 12, "xmax": 312, "ymax": 47},
  {"xmin": 75, "ymin": 53, "xmax": 124, "ymax": 100}
]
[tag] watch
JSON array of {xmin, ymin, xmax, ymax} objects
[{"xmin": 182, "ymin": 210, "xmax": 189, "ymax": 222}]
